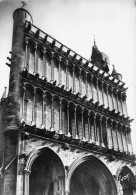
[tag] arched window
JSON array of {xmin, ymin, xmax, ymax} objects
[{"xmin": 24, "ymin": 87, "xmax": 33, "ymax": 124}]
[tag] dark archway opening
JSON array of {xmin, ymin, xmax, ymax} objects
[
  {"xmin": 118, "ymin": 166, "xmax": 135, "ymax": 195},
  {"xmin": 69, "ymin": 157, "xmax": 117, "ymax": 195},
  {"xmin": 29, "ymin": 148, "xmax": 65, "ymax": 195}
]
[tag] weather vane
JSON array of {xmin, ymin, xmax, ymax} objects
[{"xmin": 21, "ymin": 1, "xmax": 27, "ymax": 8}]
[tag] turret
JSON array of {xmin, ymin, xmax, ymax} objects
[
  {"xmin": 111, "ymin": 65, "xmax": 122, "ymax": 81},
  {"xmin": 91, "ymin": 40, "xmax": 110, "ymax": 73},
  {"xmin": 5, "ymin": 7, "xmax": 32, "ymax": 133}
]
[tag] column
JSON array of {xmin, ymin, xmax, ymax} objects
[
  {"xmin": 42, "ymin": 48, "xmax": 46, "ymax": 79},
  {"xmin": 85, "ymin": 73, "xmax": 88, "ymax": 97},
  {"xmin": 120, "ymin": 125, "xmax": 124, "ymax": 152},
  {"xmin": 74, "ymin": 106, "xmax": 78, "ymax": 139},
  {"xmin": 105, "ymin": 119, "xmax": 109, "ymax": 147},
  {"xmin": 123, "ymin": 94, "xmax": 128, "ymax": 117},
  {"xmin": 72, "ymin": 66, "xmax": 75, "ymax": 94},
  {"xmin": 79, "ymin": 69, "xmax": 82, "ymax": 96},
  {"xmin": 22, "ymin": 86, "xmax": 26, "ymax": 121},
  {"xmin": 58, "ymin": 59, "xmax": 61, "ymax": 86},
  {"xmin": 88, "ymin": 112, "xmax": 92, "ymax": 143},
  {"xmin": 127, "ymin": 128, "xmax": 133, "ymax": 154},
  {"xmin": 110, "ymin": 87, "xmax": 115, "ymax": 111},
  {"xmin": 31, "ymin": 88, "xmax": 36, "ymax": 125},
  {"xmin": 120, "ymin": 93, "xmax": 124, "ymax": 116},
  {"xmin": 81, "ymin": 110, "xmax": 86, "ymax": 141},
  {"xmin": 24, "ymin": 170, "xmax": 31, "ymax": 195},
  {"xmin": 116, "ymin": 124, "xmax": 122, "ymax": 152},
  {"xmin": 96, "ymin": 78, "xmax": 99, "ymax": 103},
  {"xmin": 41, "ymin": 93, "xmax": 46, "ymax": 128},
  {"xmin": 110, "ymin": 121, "xmax": 114, "ymax": 149},
  {"xmin": 101, "ymin": 81, "xmax": 104, "ymax": 106},
  {"xmin": 124, "ymin": 126, "xmax": 129, "ymax": 154},
  {"xmin": 93, "ymin": 115, "xmax": 96, "ymax": 144},
  {"xmin": 67, "ymin": 103, "xmax": 71, "ymax": 137},
  {"xmin": 66, "ymin": 64, "xmax": 69, "ymax": 90},
  {"xmin": 50, "ymin": 96, "xmax": 54, "ymax": 131},
  {"xmin": 116, "ymin": 90, "xmax": 120, "ymax": 114},
  {"xmin": 34, "ymin": 43, "xmax": 37, "ymax": 74},
  {"xmin": 90, "ymin": 75, "xmax": 94, "ymax": 100},
  {"xmin": 51, "ymin": 57, "xmax": 54, "ymax": 83},
  {"xmin": 106, "ymin": 84, "xmax": 110, "ymax": 109},
  {"xmin": 59, "ymin": 99, "xmax": 63, "ymax": 134},
  {"xmin": 99, "ymin": 118, "xmax": 104, "ymax": 147},
  {"xmin": 25, "ymin": 38, "xmax": 28, "ymax": 69},
  {"xmin": 115, "ymin": 123, "xmax": 119, "ymax": 151}
]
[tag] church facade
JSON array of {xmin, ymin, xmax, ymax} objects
[{"xmin": 0, "ymin": 7, "xmax": 136, "ymax": 195}]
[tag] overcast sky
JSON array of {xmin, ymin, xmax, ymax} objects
[{"xmin": 0, "ymin": 0, "xmax": 136, "ymax": 151}]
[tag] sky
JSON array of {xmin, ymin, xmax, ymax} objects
[{"xmin": 0, "ymin": 0, "xmax": 136, "ymax": 152}]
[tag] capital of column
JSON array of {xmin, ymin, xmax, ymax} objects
[
  {"xmin": 32, "ymin": 87, "xmax": 36, "ymax": 94},
  {"xmin": 24, "ymin": 168, "xmax": 31, "ymax": 176},
  {"xmin": 25, "ymin": 38, "xmax": 29, "ymax": 45},
  {"xmin": 34, "ymin": 43, "xmax": 37, "ymax": 51}
]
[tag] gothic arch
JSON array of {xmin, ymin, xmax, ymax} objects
[
  {"xmin": 66, "ymin": 155, "xmax": 117, "ymax": 195},
  {"xmin": 117, "ymin": 166, "xmax": 136, "ymax": 195},
  {"xmin": 24, "ymin": 147, "xmax": 65, "ymax": 195}
]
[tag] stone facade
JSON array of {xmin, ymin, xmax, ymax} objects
[{"xmin": 0, "ymin": 7, "xmax": 136, "ymax": 195}]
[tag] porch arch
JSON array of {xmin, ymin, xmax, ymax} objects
[
  {"xmin": 67, "ymin": 155, "xmax": 117, "ymax": 195},
  {"xmin": 24, "ymin": 147, "xmax": 65, "ymax": 195}
]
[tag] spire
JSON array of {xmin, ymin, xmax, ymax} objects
[
  {"xmin": 1, "ymin": 87, "xmax": 7, "ymax": 100},
  {"xmin": 111, "ymin": 65, "xmax": 122, "ymax": 81}
]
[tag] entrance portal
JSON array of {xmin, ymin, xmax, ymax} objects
[
  {"xmin": 69, "ymin": 156, "xmax": 117, "ymax": 195},
  {"xmin": 29, "ymin": 148, "xmax": 65, "ymax": 195}
]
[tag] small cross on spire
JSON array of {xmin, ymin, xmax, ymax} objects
[
  {"xmin": 21, "ymin": 1, "xmax": 27, "ymax": 8},
  {"xmin": 112, "ymin": 64, "xmax": 115, "ymax": 68},
  {"xmin": 93, "ymin": 34, "xmax": 96, "ymax": 46}
]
